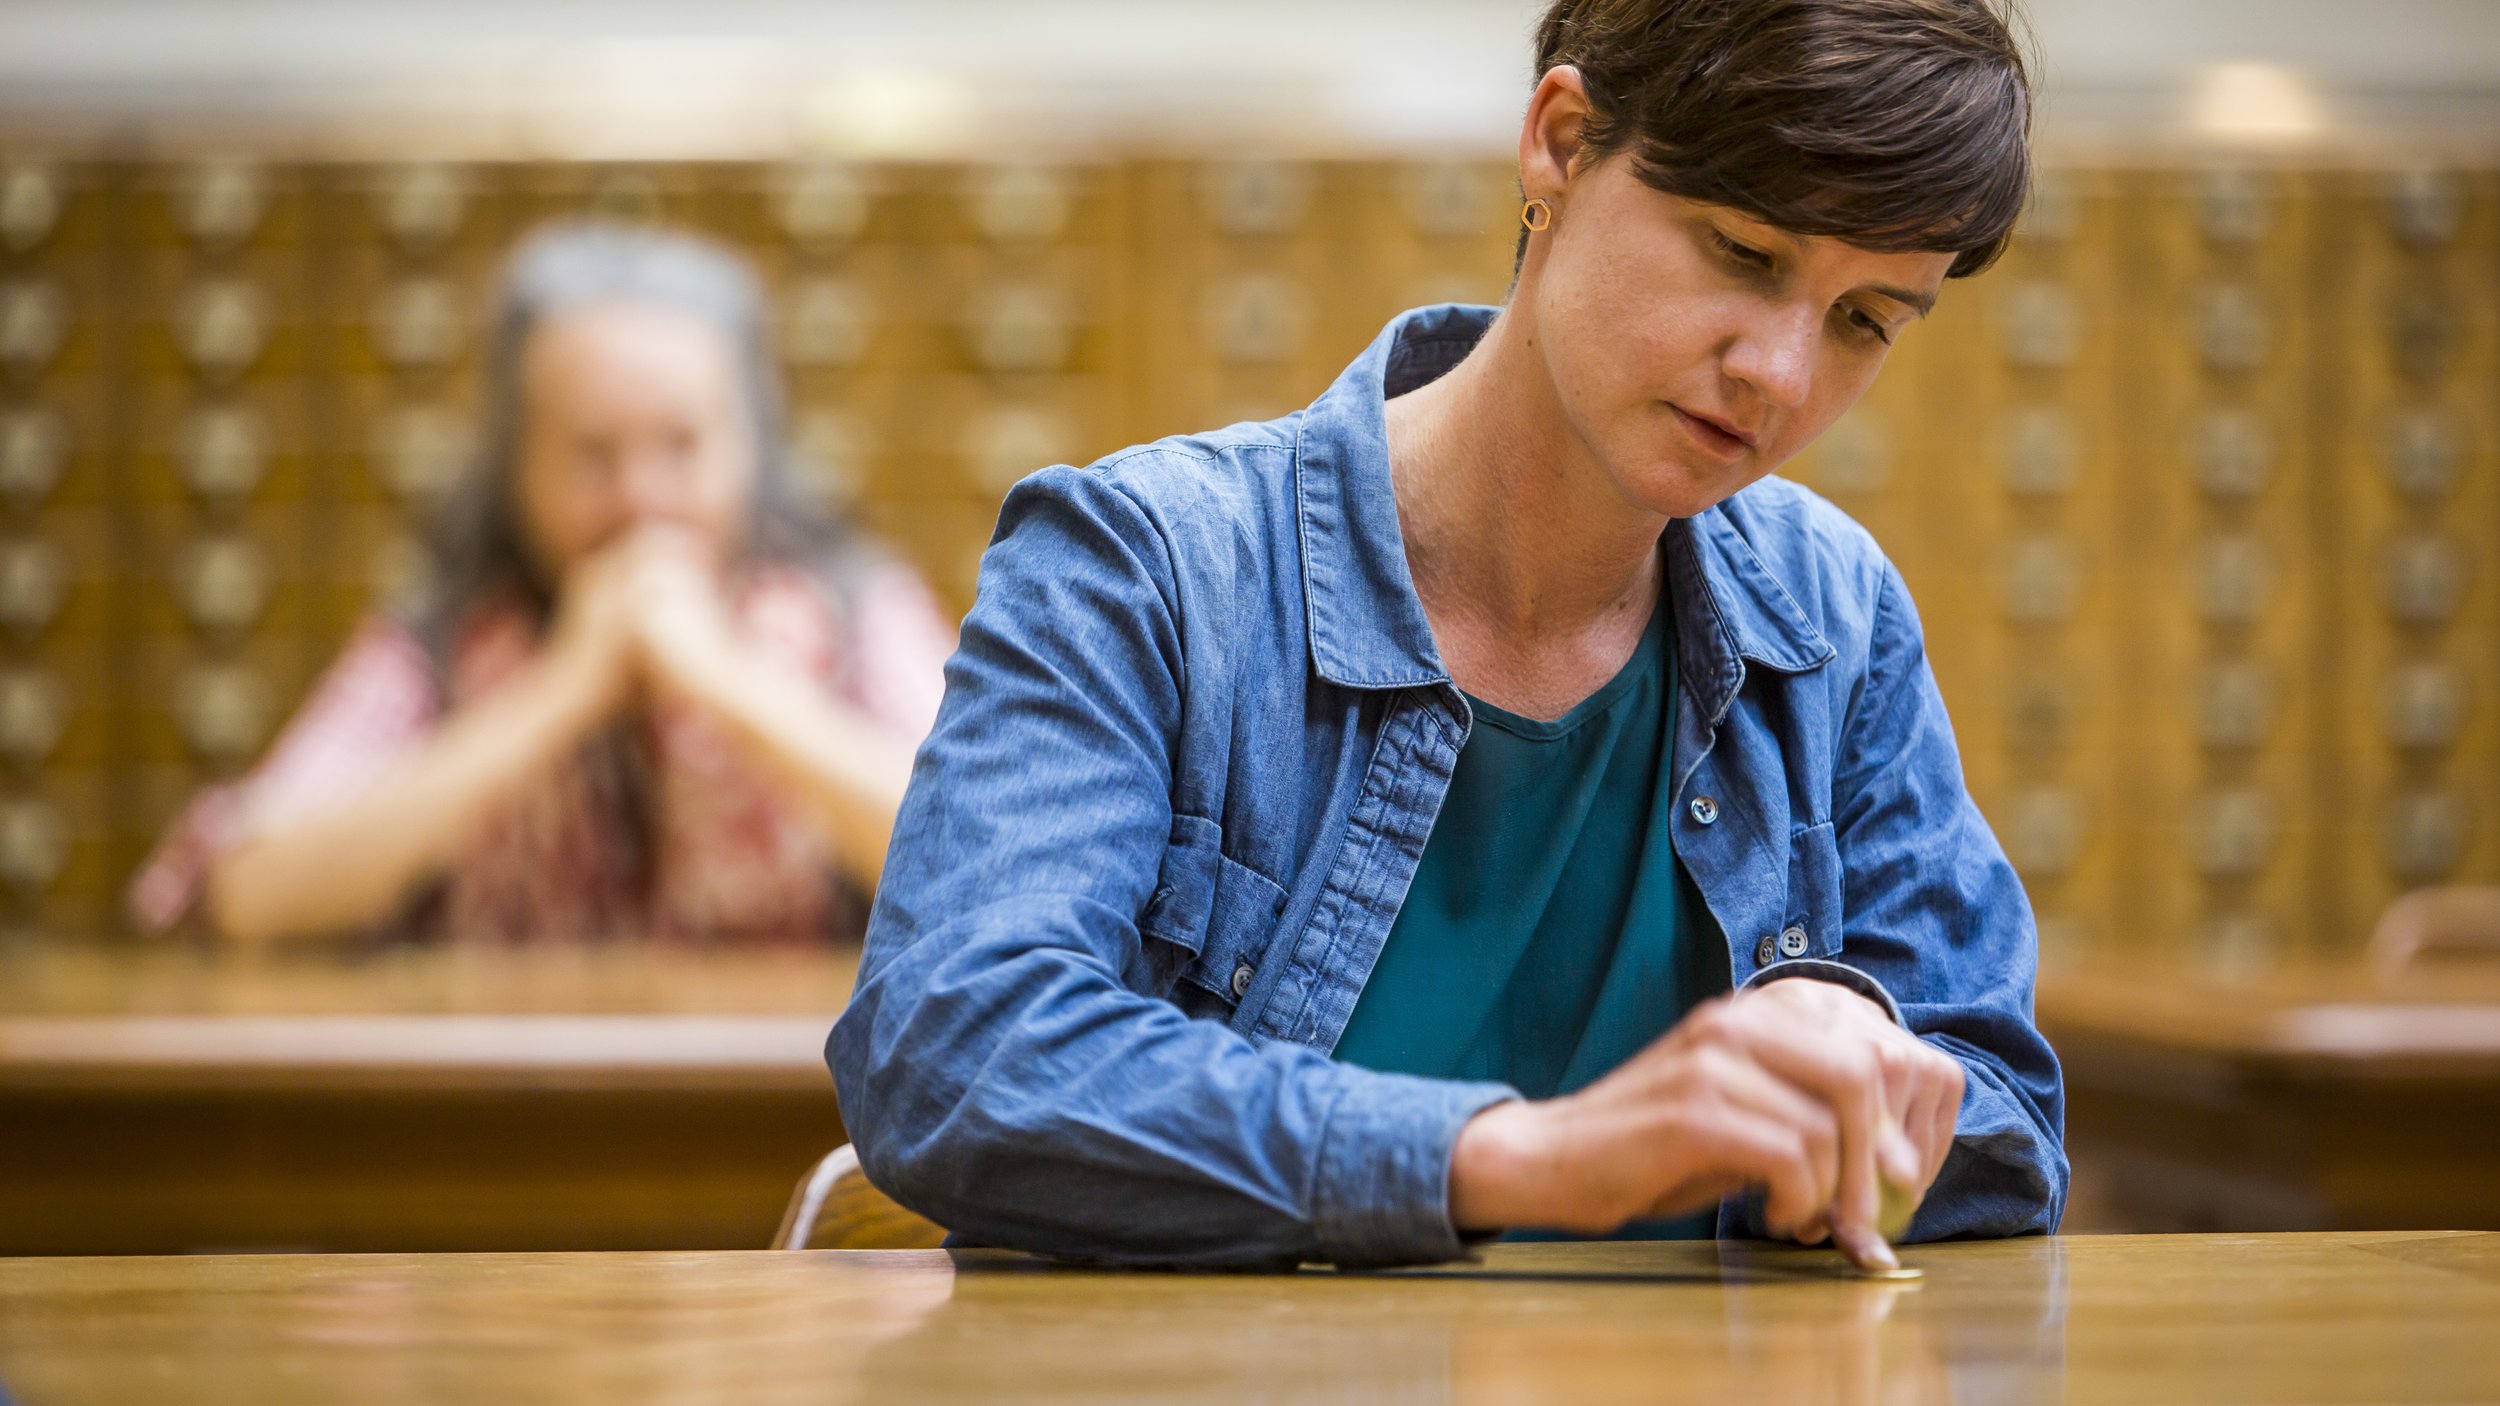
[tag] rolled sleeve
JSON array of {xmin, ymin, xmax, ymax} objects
[{"xmin": 1310, "ymin": 1071, "xmax": 1519, "ymax": 1268}]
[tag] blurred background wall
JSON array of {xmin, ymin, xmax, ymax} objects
[{"xmin": 0, "ymin": 0, "xmax": 2495, "ymax": 971}]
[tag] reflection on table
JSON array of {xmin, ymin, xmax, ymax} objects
[
  {"xmin": 6, "ymin": 1234, "xmax": 2498, "ymax": 1404},
  {"xmin": 0, "ymin": 943, "xmax": 858, "ymax": 1254},
  {"xmin": 2041, "ymin": 959, "xmax": 2500, "ymax": 1232}
]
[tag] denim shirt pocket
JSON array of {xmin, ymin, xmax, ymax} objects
[
  {"xmin": 1785, "ymin": 821, "xmax": 1845, "ymax": 958},
  {"xmin": 1139, "ymin": 813, "xmax": 1290, "ymax": 1019}
]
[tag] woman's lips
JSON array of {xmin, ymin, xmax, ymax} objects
[{"xmin": 1671, "ymin": 404, "xmax": 1750, "ymax": 460}]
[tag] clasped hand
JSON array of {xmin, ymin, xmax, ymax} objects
[{"xmin": 546, "ymin": 526, "xmax": 748, "ymax": 711}]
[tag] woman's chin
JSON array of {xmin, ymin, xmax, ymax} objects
[{"xmin": 1612, "ymin": 456, "xmax": 1756, "ymax": 521}]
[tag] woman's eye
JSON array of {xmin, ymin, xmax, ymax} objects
[
  {"xmin": 1711, "ymin": 231, "xmax": 1771, "ymax": 269},
  {"xmin": 1846, "ymin": 307, "xmax": 1894, "ymax": 345}
]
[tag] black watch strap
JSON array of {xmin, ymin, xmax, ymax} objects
[{"xmin": 1739, "ymin": 957, "xmax": 1905, "ymax": 1027}]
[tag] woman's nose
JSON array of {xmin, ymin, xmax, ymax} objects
[
  {"xmin": 1724, "ymin": 305, "xmax": 1818, "ymax": 409},
  {"xmin": 615, "ymin": 451, "xmax": 683, "ymax": 517}
]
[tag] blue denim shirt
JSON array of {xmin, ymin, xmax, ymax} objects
[{"xmin": 830, "ymin": 303, "xmax": 2068, "ymax": 1269}]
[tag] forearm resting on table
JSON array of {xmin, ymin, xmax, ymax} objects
[
  {"xmin": 1447, "ymin": 1098, "xmax": 1555, "ymax": 1233},
  {"xmin": 205, "ymin": 652, "xmax": 611, "ymax": 945},
  {"xmin": 664, "ymin": 651, "xmax": 915, "ymax": 892}
]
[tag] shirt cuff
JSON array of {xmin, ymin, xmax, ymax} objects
[
  {"xmin": 1309, "ymin": 1068, "xmax": 1520, "ymax": 1268},
  {"xmin": 1740, "ymin": 957, "xmax": 1905, "ymax": 1027}
]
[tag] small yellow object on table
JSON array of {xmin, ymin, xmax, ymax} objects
[{"xmin": 1877, "ymin": 1169, "xmax": 1919, "ymax": 1244}]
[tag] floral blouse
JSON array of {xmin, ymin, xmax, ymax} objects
[{"xmin": 129, "ymin": 561, "xmax": 956, "ymax": 946}]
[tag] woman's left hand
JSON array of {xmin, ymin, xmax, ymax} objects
[
  {"xmin": 1731, "ymin": 976, "xmax": 1963, "ymax": 1253},
  {"xmin": 599, "ymin": 525, "xmax": 915, "ymax": 889}
]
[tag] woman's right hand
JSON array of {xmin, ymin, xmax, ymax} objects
[
  {"xmin": 201, "ymin": 537, "xmax": 660, "ymax": 947},
  {"xmin": 544, "ymin": 536, "xmax": 648, "ymax": 712}
]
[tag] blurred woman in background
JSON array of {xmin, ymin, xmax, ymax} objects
[{"xmin": 131, "ymin": 223, "xmax": 956, "ymax": 947}]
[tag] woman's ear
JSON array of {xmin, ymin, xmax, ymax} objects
[{"xmin": 1519, "ymin": 65, "xmax": 1592, "ymax": 203}]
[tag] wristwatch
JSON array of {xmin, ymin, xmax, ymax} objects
[{"xmin": 1739, "ymin": 958, "xmax": 1906, "ymax": 1029}]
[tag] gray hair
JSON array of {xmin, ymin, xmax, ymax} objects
[{"xmin": 409, "ymin": 220, "xmax": 858, "ymax": 662}]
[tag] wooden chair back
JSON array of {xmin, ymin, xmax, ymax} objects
[
  {"xmin": 2369, "ymin": 885, "xmax": 2500, "ymax": 980},
  {"xmin": 772, "ymin": 1144, "xmax": 948, "ymax": 1250}
]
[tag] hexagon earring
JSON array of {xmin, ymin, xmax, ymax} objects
[{"xmin": 1520, "ymin": 197, "xmax": 1553, "ymax": 232}]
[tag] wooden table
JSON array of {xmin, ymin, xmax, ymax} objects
[
  {"xmin": 2040, "ymin": 960, "xmax": 2500, "ymax": 1232},
  {"xmin": 0, "ymin": 945, "xmax": 858, "ymax": 1255},
  {"xmin": 1, "ymin": 1234, "xmax": 2494, "ymax": 1404},
  {"xmin": 18, "ymin": 943, "xmax": 2498, "ymax": 1251}
]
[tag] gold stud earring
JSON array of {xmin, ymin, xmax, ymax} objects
[{"xmin": 1520, "ymin": 197, "xmax": 1553, "ymax": 232}]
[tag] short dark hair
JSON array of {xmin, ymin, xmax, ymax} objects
[{"xmin": 1525, "ymin": 0, "xmax": 2033, "ymax": 278}]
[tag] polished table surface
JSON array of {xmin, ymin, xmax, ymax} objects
[
  {"xmin": 0, "ymin": 945, "xmax": 861, "ymax": 1254},
  {"xmin": 3, "ymin": 1234, "xmax": 2496, "ymax": 1404},
  {"xmin": 2039, "ymin": 960, "xmax": 2500, "ymax": 1232}
]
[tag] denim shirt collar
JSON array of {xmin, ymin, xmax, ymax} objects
[{"xmin": 1291, "ymin": 303, "xmax": 1836, "ymax": 720}]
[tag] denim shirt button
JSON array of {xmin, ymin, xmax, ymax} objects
[
  {"xmin": 1753, "ymin": 936, "xmax": 1777, "ymax": 966},
  {"xmin": 1689, "ymin": 795, "xmax": 1720, "ymax": 825},
  {"xmin": 1230, "ymin": 962, "xmax": 1255, "ymax": 1000},
  {"xmin": 1778, "ymin": 925, "xmax": 1810, "ymax": 958}
]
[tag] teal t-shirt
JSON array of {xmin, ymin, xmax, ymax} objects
[{"xmin": 1331, "ymin": 591, "xmax": 1731, "ymax": 1238}]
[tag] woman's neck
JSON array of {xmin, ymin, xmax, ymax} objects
[{"xmin": 1385, "ymin": 306, "xmax": 1668, "ymax": 702}]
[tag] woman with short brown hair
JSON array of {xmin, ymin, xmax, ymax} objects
[{"xmin": 834, "ymin": 0, "xmax": 2061, "ymax": 1270}]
